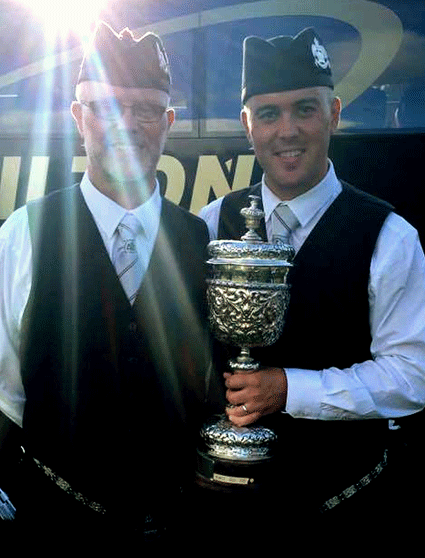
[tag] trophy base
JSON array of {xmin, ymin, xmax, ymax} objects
[
  {"xmin": 195, "ymin": 414, "xmax": 278, "ymax": 493},
  {"xmin": 195, "ymin": 449, "xmax": 277, "ymax": 493}
]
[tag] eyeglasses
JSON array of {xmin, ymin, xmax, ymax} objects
[{"xmin": 80, "ymin": 99, "xmax": 167, "ymax": 123}]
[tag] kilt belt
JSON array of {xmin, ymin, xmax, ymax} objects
[
  {"xmin": 34, "ymin": 448, "xmax": 388, "ymax": 516},
  {"xmin": 320, "ymin": 449, "xmax": 388, "ymax": 513},
  {"xmin": 33, "ymin": 457, "xmax": 107, "ymax": 514},
  {"xmin": 31, "ymin": 456, "xmax": 176, "ymax": 537}
]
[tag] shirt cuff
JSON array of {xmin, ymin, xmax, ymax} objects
[{"xmin": 284, "ymin": 367, "xmax": 323, "ymax": 419}]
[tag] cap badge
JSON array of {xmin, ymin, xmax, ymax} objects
[{"xmin": 311, "ymin": 37, "xmax": 330, "ymax": 70}]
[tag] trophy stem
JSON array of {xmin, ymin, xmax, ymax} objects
[{"xmin": 228, "ymin": 346, "xmax": 259, "ymax": 372}]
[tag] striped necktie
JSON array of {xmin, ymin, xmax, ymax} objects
[
  {"xmin": 113, "ymin": 213, "xmax": 144, "ymax": 304},
  {"xmin": 272, "ymin": 203, "xmax": 300, "ymax": 245}
]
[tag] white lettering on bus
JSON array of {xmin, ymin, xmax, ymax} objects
[
  {"xmin": 190, "ymin": 154, "xmax": 254, "ymax": 214},
  {"xmin": 0, "ymin": 154, "xmax": 255, "ymax": 220},
  {"xmin": 0, "ymin": 157, "xmax": 21, "ymax": 220},
  {"xmin": 157, "ymin": 154, "xmax": 186, "ymax": 205},
  {"xmin": 26, "ymin": 157, "xmax": 50, "ymax": 202}
]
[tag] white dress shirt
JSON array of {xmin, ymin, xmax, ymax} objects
[
  {"xmin": 0, "ymin": 173, "xmax": 162, "ymax": 427},
  {"xmin": 199, "ymin": 162, "xmax": 425, "ymax": 421}
]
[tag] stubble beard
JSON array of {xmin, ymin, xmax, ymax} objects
[{"xmin": 88, "ymin": 143, "xmax": 156, "ymax": 204}]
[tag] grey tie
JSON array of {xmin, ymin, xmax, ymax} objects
[
  {"xmin": 113, "ymin": 213, "xmax": 144, "ymax": 304},
  {"xmin": 272, "ymin": 203, "xmax": 300, "ymax": 245}
]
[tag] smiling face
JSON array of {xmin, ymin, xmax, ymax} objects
[
  {"xmin": 241, "ymin": 86, "xmax": 341, "ymax": 200},
  {"xmin": 71, "ymin": 81, "xmax": 174, "ymax": 207}
]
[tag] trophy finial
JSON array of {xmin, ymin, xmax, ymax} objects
[{"xmin": 240, "ymin": 195, "xmax": 264, "ymax": 242}]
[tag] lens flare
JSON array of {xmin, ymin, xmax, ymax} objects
[{"xmin": 15, "ymin": 0, "xmax": 106, "ymax": 43}]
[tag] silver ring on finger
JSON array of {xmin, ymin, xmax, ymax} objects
[{"xmin": 242, "ymin": 404, "xmax": 248, "ymax": 413}]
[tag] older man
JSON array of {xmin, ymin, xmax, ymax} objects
[{"xmin": 0, "ymin": 22, "xmax": 218, "ymax": 545}]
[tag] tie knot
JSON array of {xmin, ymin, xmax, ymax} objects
[
  {"xmin": 117, "ymin": 213, "xmax": 143, "ymax": 241},
  {"xmin": 274, "ymin": 204, "xmax": 299, "ymax": 229},
  {"xmin": 272, "ymin": 204, "xmax": 299, "ymax": 245}
]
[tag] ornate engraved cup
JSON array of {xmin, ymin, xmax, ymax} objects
[{"xmin": 196, "ymin": 195, "xmax": 294, "ymax": 490}]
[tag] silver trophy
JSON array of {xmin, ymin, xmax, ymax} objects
[{"xmin": 196, "ymin": 195, "xmax": 294, "ymax": 491}]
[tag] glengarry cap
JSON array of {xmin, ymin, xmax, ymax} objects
[
  {"xmin": 78, "ymin": 21, "xmax": 171, "ymax": 93},
  {"xmin": 242, "ymin": 27, "xmax": 333, "ymax": 104}
]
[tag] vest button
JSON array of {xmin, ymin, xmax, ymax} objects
[{"xmin": 129, "ymin": 321, "xmax": 138, "ymax": 333}]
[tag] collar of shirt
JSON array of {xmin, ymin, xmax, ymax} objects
[
  {"xmin": 79, "ymin": 172, "xmax": 162, "ymax": 259},
  {"xmin": 261, "ymin": 160, "xmax": 342, "ymax": 252}
]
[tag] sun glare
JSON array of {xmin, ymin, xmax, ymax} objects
[{"xmin": 17, "ymin": 0, "xmax": 107, "ymax": 43}]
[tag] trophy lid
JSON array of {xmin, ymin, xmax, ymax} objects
[{"xmin": 207, "ymin": 195, "xmax": 295, "ymax": 267}]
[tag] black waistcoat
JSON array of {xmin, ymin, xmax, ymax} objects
[
  {"xmin": 21, "ymin": 185, "xmax": 213, "ymax": 512},
  {"xmin": 218, "ymin": 182, "xmax": 394, "ymax": 503}
]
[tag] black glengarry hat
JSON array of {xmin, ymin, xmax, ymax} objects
[
  {"xmin": 242, "ymin": 27, "xmax": 333, "ymax": 104},
  {"xmin": 78, "ymin": 21, "xmax": 171, "ymax": 93}
]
